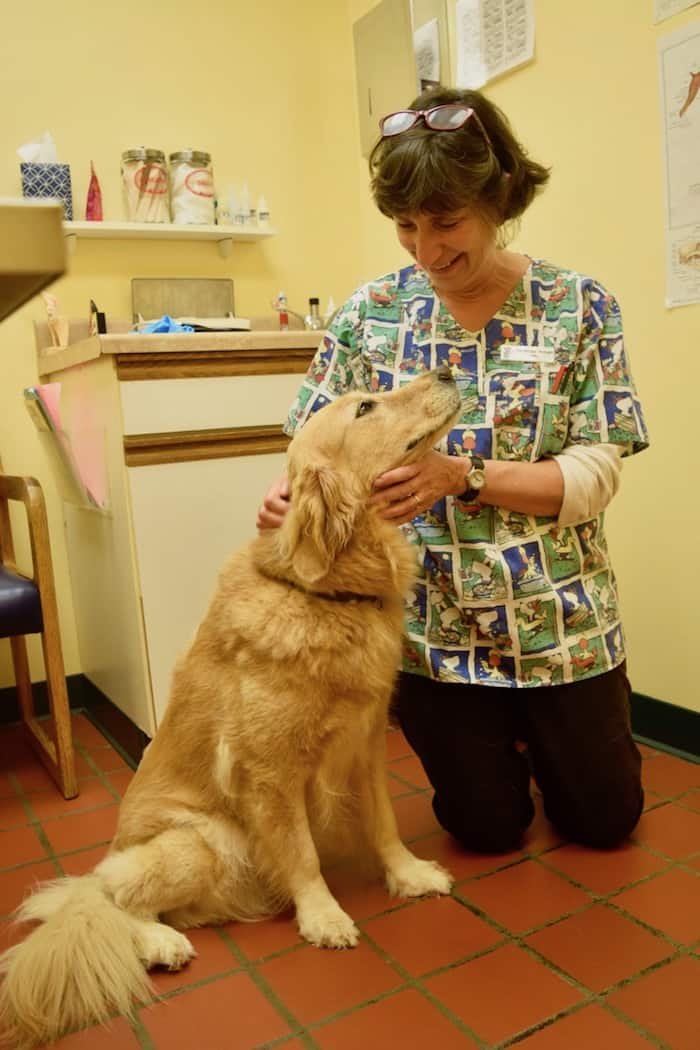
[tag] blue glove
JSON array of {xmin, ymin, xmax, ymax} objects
[{"xmin": 133, "ymin": 315, "xmax": 194, "ymax": 334}]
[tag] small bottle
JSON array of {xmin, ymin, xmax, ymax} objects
[
  {"xmin": 240, "ymin": 183, "xmax": 251, "ymax": 226},
  {"xmin": 277, "ymin": 291, "xmax": 289, "ymax": 331},
  {"xmin": 85, "ymin": 161, "xmax": 103, "ymax": 221},
  {"xmin": 257, "ymin": 194, "xmax": 270, "ymax": 230},
  {"xmin": 304, "ymin": 297, "xmax": 323, "ymax": 330},
  {"xmin": 216, "ymin": 188, "xmax": 232, "ymax": 225},
  {"xmin": 234, "ymin": 185, "xmax": 246, "ymax": 226}
]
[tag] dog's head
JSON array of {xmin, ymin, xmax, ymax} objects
[{"xmin": 279, "ymin": 367, "xmax": 462, "ymax": 584}]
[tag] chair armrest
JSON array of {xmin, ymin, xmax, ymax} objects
[
  {"xmin": 0, "ymin": 474, "xmax": 57, "ymax": 600},
  {"xmin": 0, "ymin": 473, "xmax": 42, "ymax": 509}
]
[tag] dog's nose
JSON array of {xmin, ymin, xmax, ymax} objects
[{"xmin": 436, "ymin": 365, "xmax": 455, "ymax": 383}]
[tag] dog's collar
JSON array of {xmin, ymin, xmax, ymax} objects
[{"xmin": 257, "ymin": 568, "xmax": 384, "ymax": 609}]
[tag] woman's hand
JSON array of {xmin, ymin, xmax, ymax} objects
[
  {"xmin": 370, "ymin": 451, "xmax": 566, "ymax": 523},
  {"xmin": 257, "ymin": 475, "xmax": 291, "ymax": 531},
  {"xmin": 370, "ymin": 450, "xmax": 466, "ymax": 525}
]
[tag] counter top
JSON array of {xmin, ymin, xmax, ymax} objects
[{"xmin": 37, "ymin": 327, "xmax": 326, "ymax": 377}]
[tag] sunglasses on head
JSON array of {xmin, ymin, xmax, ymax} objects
[{"xmin": 379, "ymin": 104, "xmax": 492, "ymax": 148}]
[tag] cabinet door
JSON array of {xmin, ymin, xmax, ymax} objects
[
  {"xmin": 353, "ymin": 0, "xmax": 417, "ymax": 157},
  {"xmin": 127, "ymin": 452, "xmax": 286, "ymax": 726}
]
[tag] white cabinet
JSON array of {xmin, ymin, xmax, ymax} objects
[
  {"xmin": 353, "ymin": 0, "xmax": 417, "ymax": 157},
  {"xmin": 352, "ymin": 0, "xmax": 453, "ymax": 157},
  {"xmin": 38, "ymin": 331, "xmax": 319, "ymax": 735}
]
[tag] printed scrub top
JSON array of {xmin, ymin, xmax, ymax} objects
[{"xmin": 284, "ymin": 260, "xmax": 649, "ymax": 689}]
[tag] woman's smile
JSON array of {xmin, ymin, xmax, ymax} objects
[
  {"xmin": 393, "ymin": 209, "xmax": 498, "ymax": 294},
  {"xmin": 428, "ymin": 254, "xmax": 463, "ymax": 275}
]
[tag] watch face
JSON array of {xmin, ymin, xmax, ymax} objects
[{"xmin": 469, "ymin": 468, "xmax": 487, "ymax": 490}]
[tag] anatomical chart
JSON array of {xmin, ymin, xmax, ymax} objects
[{"xmin": 658, "ymin": 20, "xmax": 700, "ymax": 306}]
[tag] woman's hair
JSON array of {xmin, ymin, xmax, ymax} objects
[{"xmin": 369, "ymin": 86, "xmax": 550, "ymax": 226}]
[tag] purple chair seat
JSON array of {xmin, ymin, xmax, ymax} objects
[{"xmin": 0, "ymin": 564, "xmax": 43, "ymax": 637}]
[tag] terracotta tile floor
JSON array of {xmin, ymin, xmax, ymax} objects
[{"xmin": 0, "ymin": 713, "xmax": 698, "ymax": 1050}]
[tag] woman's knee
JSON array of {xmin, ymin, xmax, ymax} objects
[
  {"xmin": 545, "ymin": 780, "xmax": 644, "ymax": 849},
  {"xmin": 433, "ymin": 792, "xmax": 535, "ymax": 853}
]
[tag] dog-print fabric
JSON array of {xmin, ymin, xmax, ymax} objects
[{"xmin": 285, "ymin": 260, "xmax": 649, "ymax": 689}]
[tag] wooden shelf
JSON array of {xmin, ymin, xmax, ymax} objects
[{"xmin": 63, "ymin": 220, "xmax": 277, "ymax": 258}]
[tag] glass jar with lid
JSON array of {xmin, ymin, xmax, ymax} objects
[
  {"xmin": 121, "ymin": 148, "xmax": 169, "ymax": 223},
  {"xmin": 168, "ymin": 150, "xmax": 216, "ymax": 225}
]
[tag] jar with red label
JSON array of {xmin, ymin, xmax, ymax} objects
[
  {"xmin": 168, "ymin": 150, "xmax": 216, "ymax": 225},
  {"xmin": 121, "ymin": 148, "xmax": 170, "ymax": 223}
]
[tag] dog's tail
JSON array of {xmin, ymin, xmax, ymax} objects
[{"xmin": 0, "ymin": 875, "xmax": 152, "ymax": 1049}]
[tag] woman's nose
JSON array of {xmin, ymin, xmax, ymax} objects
[{"xmin": 413, "ymin": 231, "xmax": 441, "ymax": 268}]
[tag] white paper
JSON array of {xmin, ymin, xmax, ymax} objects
[
  {"xmin": 658, "ymin": 22, "xmax": 700, "ymax": 307},
  {"xmin": 455, "ymin": 0, "xmax": 534, "ymax": 90},
  {"xmin": 500, "ymin": 345, "xmax": 555, "ymax": 364},
  {"xmin": 653, "ymin": 0, "xmax": 699, "ymax": 24},
  {"xmin": 414, "ymin": 17, "xmax": 441, "ymax": 86},
  {"xmin": 17, "ymin": 131, "xmax": 58, "ymax": 164}
]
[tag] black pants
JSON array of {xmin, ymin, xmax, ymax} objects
[{"xmin": 394, "ymin": 663, "xmax": 643, "ymax": 852}]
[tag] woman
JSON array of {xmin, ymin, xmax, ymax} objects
[{"xmin": 259, "ymin": 86, "xmax": 649, "ymax": 853}]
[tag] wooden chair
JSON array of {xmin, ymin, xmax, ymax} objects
[{"xmin": 0, "ymin": 469, "xmax": 78, "ymax": 798}]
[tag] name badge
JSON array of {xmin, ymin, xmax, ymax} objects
[{"xmin": 500, "ymin": 345, "xmax": 556, "ymax": 364}]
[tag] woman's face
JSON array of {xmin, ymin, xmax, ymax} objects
[{"xmin": 393, "ymin": 208, "xmax": 498, "ymax": 295}]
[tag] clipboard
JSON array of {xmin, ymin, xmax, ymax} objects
[{"xmin": 24, "ymin": 385, "xmax": 109, "ymax": 512}]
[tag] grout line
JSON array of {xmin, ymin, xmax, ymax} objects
[
  {"xmin": 139, "ymin": 964, "xmax": 243, "ymax": 1004},
  {"xmin": 633, "ymin": 734, "xmax": 700, "ymax": 766},
  {"xmin": 500, "ymin": 996, "xmax": 670, "ymax": 1050},
  {"xmin": 128, "ymin": 1014, "xmax": 157, "ymax": 1050},
  {"xmin": 72, "ymin": 740, "xmax": 123, "ymax": 800},
  {"xmin": 214, "ymin": 925, "xmax": 322, "ymax": 1050},
  {"xmin": 599, "ymin": 1000, "xmax": 675, "ymax": 1049},
  {"xmin": 76, "ymin": 709, "xmax": 140, "ymax": 771},
  {"xmin": 532, "ymin": 849, "xmax": 673, "ymax": 899},
  {"xmin": 308, "ymin": 926, "xmax": 493, "ymax": 1050},
  {"xmin": 603, "ymin": 896, "xmax": 696, "ymax": 952},
  {"xmin": 387, "ymin": 770, "xmax": 428, "ymax": 793},
  {"xmin": 496, "ymin": 1002, "xmax": 597, "ymax": 1049}
]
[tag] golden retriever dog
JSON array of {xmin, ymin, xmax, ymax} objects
[{"xmin": 0, "ymin": 367, "xmax": 460, "ymax": 1048}]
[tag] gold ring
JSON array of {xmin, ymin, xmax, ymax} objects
[{"xmin": 412, "ymin": 493, "xmax": 421, "ymax": 509}]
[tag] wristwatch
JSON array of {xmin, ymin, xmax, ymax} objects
[{"xmin": 457, "ymin": 454, "xmax": 487, "ymax": 503}]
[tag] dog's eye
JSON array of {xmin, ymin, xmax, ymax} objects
[{"xmin": 355, "ymin": 400, "xmax": 374, "ymax": 418}]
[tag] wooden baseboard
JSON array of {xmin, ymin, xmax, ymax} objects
[
  {"xmin": 630, "ymin": 692, "xmax": 699, "ymax": 762},
  {"xmin": 0, "ymin": 673, "xmax": 149, "ymax": 769}
]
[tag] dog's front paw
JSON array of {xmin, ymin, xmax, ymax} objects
[
  {"xmin": 386, "ymin": 856, "xmax": 454, "ymax": 899},
  {"xmin": 138, "ymin": 924, "xmax": 197, "ymax": 971},
  {"xmin": 297, "ymin": 902, "xmax": 360, "ymax": 949}
]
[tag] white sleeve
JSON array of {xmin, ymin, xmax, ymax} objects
[{"xmin": 553, "ymin": 443, "xmax": 629, "ymax": 527}]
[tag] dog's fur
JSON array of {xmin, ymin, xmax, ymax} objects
[{"xmin": 0, "ymin": 368, "xmax": 460, "ymax": 1048}]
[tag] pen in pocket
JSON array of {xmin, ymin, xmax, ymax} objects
[{"xmin": 551, "ymin": 365, "xmax": 567, "ymax": 394}]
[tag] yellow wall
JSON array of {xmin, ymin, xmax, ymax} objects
[
  {"xmin": 2, "ymin": 1, "xmax": 698, "ymax": 716},
  {"xmin": 0, "ymin": 0, "xmax": 363, "ymax": 684}
]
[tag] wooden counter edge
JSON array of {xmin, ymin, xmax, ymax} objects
[{"xmin": 37, "ymin": 329, "xmax": 325, "ymax": 377}]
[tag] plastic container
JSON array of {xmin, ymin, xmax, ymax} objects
[
  {"xmin": 121, "ymin": 148, "xmax": 169, "ymax": 223},
  {"xmin": 257, "ymin": 194, "xmax": 270, "ymax": 229},
  {"xmin": 169, "ymin": 150, "xmax": 216, "ymax": 225},
  {"xmin": 304, "ymin": 297, "xmax": 323, "ymax": 330},
  {"xmin": 277, "ymin": 291, "xmax": 289, "ymax": 331}
]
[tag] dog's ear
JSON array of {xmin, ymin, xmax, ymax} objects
[{"xmin": 279, "ymin": 462, "xmax": 359, "ymax": 584}]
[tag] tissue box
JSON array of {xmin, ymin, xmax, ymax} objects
[{"xmin": 20, "ymin": 162, "xmax": 73, "ymax": 220}]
